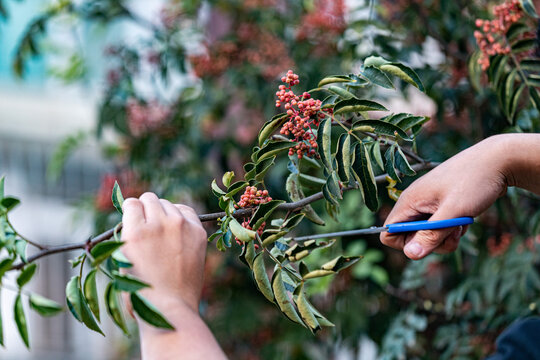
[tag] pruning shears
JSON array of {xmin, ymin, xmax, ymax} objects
[{"xmin": 289, "ymin": 217, "xmax": 474, "ymax": 242}]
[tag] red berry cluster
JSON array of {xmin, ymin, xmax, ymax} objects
[
  {"xmin": 275, "ymin": 71, "xmax": 325, "ymax": 159},
  {"xmin": 474, "ymin": 0, "xmax": 525, "ymax": 70},
  {"xmin": 234, "ymin": 186, "xmax": 272, "ymax": 246},
  {"xmin": 487, "ymin": 233, "xmax": 512, "ymax": 257}
]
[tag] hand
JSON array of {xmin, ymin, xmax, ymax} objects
[
  {"xmin": 380, "ymin": 135, "xmax": 511, "ymax": 260},
  {"xmin": 121, "ymin": 192, "xmax": 207, "ymax": 315}
]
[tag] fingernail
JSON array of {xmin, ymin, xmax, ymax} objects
[{"xmin": 405, "ymin": 242, "xmax": 423, "ymax": 258}]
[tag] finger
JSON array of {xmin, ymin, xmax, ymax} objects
[
  {"xmin": 159, "ymin": 199, "xmax": 182, "ymax": 217},
  {"xmin": 174, "ymin": 204, "xmax": 201, "ymax": 225},
  {"xmin": 122, "ymin": 198, "xmax": 145, "ymax": 231},
  {"xmin": 433, "ymin": 226, "xmax": 462, "ymax": 254},
  {"xmin": 139, "ymin": 192, "xmax": 166, "ymax": 221},
  {"xmin": 403, "ymin": 208, "xmax": 466, "ymax": 260}
]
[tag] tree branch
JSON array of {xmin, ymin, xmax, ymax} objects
[{"xmin": 8, "ymin": 161, "xmax": 438, "ymax": 271}]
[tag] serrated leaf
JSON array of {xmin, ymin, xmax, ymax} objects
[
  {"xmin": 65, "ymin": 276, "xmax": 104, "ymax": 335},
  {"xmin": 272, "ymin": 268, "xmax": 303, "ymax": 325},
  {"xmin": 326, "ymin": 85, "xmax": 355, "ymax": 99},
  {"xmin": 252, "ymin": 253, "xmax": 274, "ymax": 302},
  {"xmin": 336, "ymin": 134, "xmax": 352, "ymax": 183},
  {"xmin": 352, "ymin": 120, "xmax": 408, "ymax": 139},
  {"xmin": 84, "ymin": 270, "xmax": 100, "ymax": 321},
  {"xmin": 222, "ymin": 171, "xmax": 235, "ymax": 188},
  {"xmin": 316, "ymin": 118, "xmax": 332, "ymax": 171},
  {"xmin": 361, "ymin": 66, "xmax": 395, "ymax": 89},
  {"xmin": 91, "ymin": 241, "xmax": 124, "ymax": 266},
  {"xmin": 333, "ymin": 98, "xmax": 387, "ymax": 115},
  {"xmin": 105, "ymin": 282, "xmax": 129, "ymax": 335},
  {"xmin": 394, "ymin": 147, "xmax": 416, "ymax": 176},
  {"xmin": 14, "ymin": 294, "xmax": 29, "ymax": 348},
  {"xmin": 253, "ymin": 141, "xmax": 294, "ymax": 162},
  {"xmin": 229, "ymin": 218, "xmax": 256, "ymax": 242},
  {"xmin": 380, "ymin": 63, "xmax": 424, "ymax": 92},
  {"xmin": 16, "ymin": 263, "xmax": 37, "ymax": 288},
  {"xmin": 285, "ymin": 174, "xmax": 325, "ymax": 226},
  {"xmin": 111, "ymin": 181, "xmax": 124, "ymax": 215},
  {"xmin": 29, "ymin": 294, "xmax": 64, "ymax": 317},
  {"xmin": 294, "ymin": 285, "xmax": 320, "ymax": 334},
  {"xmin": 258, "ymin": 113, "xmax": 288, "ymax": 146},
  {"xmin": 130, "ymin": 292, "xmax": 174, "ymax": 330},
  {"xmin": 318, "ymin": 75, "xmax": 351, "ymax": 87},
  {"xmin": 352, "ymin": 143, "xmax": 379, "ymax": 211}
]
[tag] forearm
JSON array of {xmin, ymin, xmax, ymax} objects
[
  {"xmin": 138, "ymin": 303, "xmax": 227, "ymax": 360},
  {"xmin": 497, "ymin": 133, "xmax": 540, "ymax": 195}
]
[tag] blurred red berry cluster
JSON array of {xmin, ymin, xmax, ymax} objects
[
  {"xmin": 296, "ymin": 0, "xmax": 346, "ymax": 54},
  {"xmin": 276, "ymin": 70, "xmax": 324, "ymax": 159},
  {"xmin": 126, "ymin": 99, "xmax": 172, "ymax": 137},
  {"xmin": 95, "ymin": 171, "xmax": 146, "ymax": 212},
  {"xmin": 487, "ymin": 233, "xmax": 513, "ymax": 257},
  {"xmin": 474, "ymin": 0, "xmax": 527, "ymax": 70},
  {"xmin": 190, "ymin": 23, "xmax": 293, "ymax": 80}
]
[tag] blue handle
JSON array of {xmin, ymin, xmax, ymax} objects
[{"xmin": 386, "ymin": 217, "xmax": 474, "ymax": 234}]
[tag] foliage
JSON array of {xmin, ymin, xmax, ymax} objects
[{"xmin": 1, "ymin": 0, "xmax": 540, "ymax": 359}]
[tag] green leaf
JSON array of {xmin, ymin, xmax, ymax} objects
[
  {"xmin": 530, "ymin": 87, "xmax": 540, "ymax": 109},
  {"xmin": 225, "ymin": 181, "xmax": 248, "ymax": 198},
  {"xmin": 294, "ymin": 284, "xmax": 320, "ymax": 333},
  {"xmin": 299, "ymin": 173, "xmax": 327, "ymax": 187},
  {"xmin": 364, "ymin": 55, "xmax": 389, "ymax": 67},
  {"xmin": 229, "ymin": 218, "xmax": 256, "ymax": 242},
  {"xmin": 352, "ymin": 120, "xmax": 408, "ymax": 139},
  {"xmin": 336, "ymin": 134, "xmax": 352, "ymax": 183},
  {"xmin": 361, "ymin": 66, "xmax": 394, "ymax": 89},
  {"xmin": 527, "ymin": 74, "xmax": 540, "ymax": 87},
  {"xmin": 370, "ymin": 141, "xmax": 384, "ymax": 171},
  {"xmin": 222, "ymin": 171, "xmax": 235, "ymax": 188},
  {"xmin": 239, "ymin": 240, "xmax": 256, "ymax": 268},
  {"xmin": 90, "ymin": 241, "xmax": 124, "ymax": 266},
  {"xmin": 252, "ymin": 253, "xmax": 274, "ymax": 303},
  {"xmin": 318, "ymin": 75, "xmax": 351, "ymax": 87},
  {"xmin": 111, "ymin": 249, "xmax": 132, "ymax": 268},
  {"xmin": 512, "ymin": 38, "xmax": 536, "ymax": 53},
  {"xmin": 321, "ymin": 95, "xmax": 338, "ymax": 108},
  {"xmin": 253, "ymin": 141, "xmax": 295, "ymax": 162},
  {"xmin": 509, "ymin": 83, "xmax": 526, "ymax": 120},
  {"xmin": 254, "ymin": 156, "xmax": 275, "ymax": 182},
  {"xmin": 488, "ymin": 55, "xmax": 509, "ymax": 86},
  {"xmin": 326, "ymin": 85, "xmax": 355, "ymax": 99},
  {"xmin": 506, "ymin": 22, "xmax": 529, "ymax": 42},
  {"xmin": 249, "ymin": 200, "xmax": 284, "ymax": 230},
  {"xmin": 380, "ymin": 63, "xmax": 425, "ymax": 92},
  {"xmin": 324, "ymin": 171, "xmax": 342, "ymax": 202},
  {"xmin": 258, "ymin": 113, "xmax": 288, "ymax": 146},
  {"xmin": 316, "ymin": 118, "xmax": 332, "ymax": 171},
  {"xmin": 261, "ymin": 230, "xmax": 288, "ymax": 247},
  {"xmin": 83, "ymin": 269, "xmax": 100, "ymax": 321},
  {"xmin": 322, "ymin": 255, "xmax": 361, "ymax": 272},
  {"xmin": 284, "ymin": 239, "xmax": 335, "ymax": 262},
  {"xmin": 1, "ymin": 197, "xmax": 20, "ymax": 212},
  {"xmin": 16, "ymin": 263, "xmax": 37, "ymax": 288},
  {"xmin": 285, "ymin": 174, "xmax": 325, "ymax": 226},
  {"xmin": 302, "ymin": 269, "xmax": 335, "ymax": 279},
  {"xmin": 352, "ymin": 143, "xmax": 379, "ymax": 211},
  {"xmin": 113, "ymin": 272, "xmax": 150, "ymax": 293},
  {"xmin": 385, "ymin": 146, "xmax": 399, "ymax": 181},
  {"xmin": 130, "ymin": 292, "xmax": 174, "ymax": 330},
  {"xmin": 396, "ymin": 115, "xmax": 429, "ymax": 131},
  {"xmin": 520, "ymin": 58, "xmax": 540, "ymax": 72},
  {"xmin": 0, "ymin": 257, "xmax": 15, "ymax": 278},
  {"xmin": 15, "ymin": 239, "xmax": 27, "ymax": 263},
  {"xmin": 65, "ymin": 276, "xmax": 104, "ymax": 335},
  {"xmin": 211, "ymin": 179, "xmax": 226, "ymax": 196},
  {"xmin": 520, "ymin": 0, "xmax": 538, "ymax": 18},
  {"xmin": 14, "ymin": 294, "xmax": 29, "ymax": 348},
  {"xmin": 333, "ymin": 98, "xmax": 388, "ymax": 115},
  {"xmin": 105, "ymin": 282, "xmax": 129, "ymax": 335},
  {"xmin": 0, "ymin": 176, "xmax": 4, "ymax": 200},
  {"xmin": 29, "ymin": 294, "xmax": 64, "ymax": 317},
  {"xmin": 111, "ymin": 181, "xmax": 124, "ymax": 215},
  {"xmin": 394, "ymin": 147, "xmax": 416, "ymax": 176},
  {"xmin": 272, "ymin": 268, "xmax": 303, "ymax": 325}
]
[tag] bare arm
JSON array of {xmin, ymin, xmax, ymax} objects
[
  {"xmin": 121, "ymin": 193, "xmax": 227, "ymax": 360},
  {"xmin": 380, "ymin": 133, "xmax": 540, "ymax": 260}
]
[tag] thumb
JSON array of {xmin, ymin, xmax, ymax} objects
[{"xmin": 403, "ymin": 209, "xmax": 463, "ymax": 260}]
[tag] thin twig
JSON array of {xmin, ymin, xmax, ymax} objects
[
  {"xmin": 6, "ymin": 218, "xmax": 48, "ymax": 250},
  {"xmin": 8, "ymin": 162, "xmax": 438, "ymax": 271}
]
